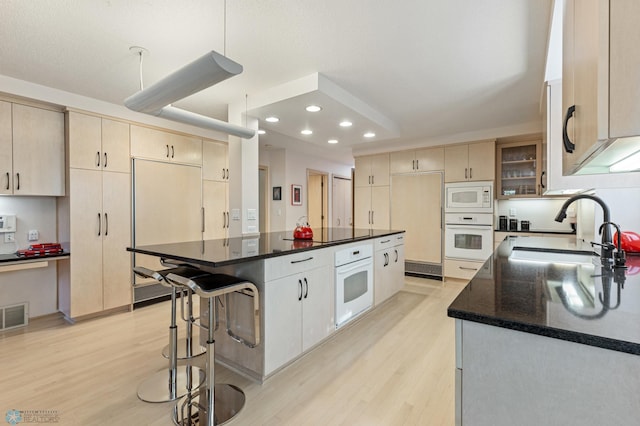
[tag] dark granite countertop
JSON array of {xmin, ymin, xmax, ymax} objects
[
  {"xmin": 127, "ymin": 228, "xmax": 404, "ymax": 268},
  {"xmin": 0, "ymin": 251, "xmax": 70, "ymax": 264},
  {"xmin": 448, "ymin": 236, "xmax": 640, "ymax": 355}
]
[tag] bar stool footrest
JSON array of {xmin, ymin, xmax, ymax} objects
[{"xmin": 173, "ymin": 383, "xmax": 245, "ymax": 426}]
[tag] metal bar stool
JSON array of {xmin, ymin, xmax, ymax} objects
[
  {"xmin": 167, "ymin": 273, "xmax": 260, "ymax": 426},
  {"xmin": 132, "ymin": 265, "xmax": 207, "ymax": 403}
]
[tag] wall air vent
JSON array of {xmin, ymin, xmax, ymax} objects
[{"xmin": 1, "ymin": 302, "xmax": 29, "ymax": 330}]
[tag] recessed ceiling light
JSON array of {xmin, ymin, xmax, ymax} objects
[
  {"xmin": 258, "ymin": 129, "xmax": 266, "ymax": 135},
  {"xmin": 265, "ymin": 116, "xmax": 279, "ymax": 123},
  {"xmin": 364, "ymin": 132, "xmax": 376, "ymax": 138},
  {"xmin": 306, "ymin": 105, "xmax": 322, "ymax": 112},
  {"xmin": 328, "ymin": 139, "xmax": 338, "ymax": 144},
  {"xmin": 301, "ymin": 129, "xmax": 313, "ymax": 135},
  {"xmin": 339, "ymin": 120, "xmax": 353, "ymax": 127}
]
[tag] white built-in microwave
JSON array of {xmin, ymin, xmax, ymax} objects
[{"xmin": 445, "ymin": 181, "xmax": 494, "ymax": 213}]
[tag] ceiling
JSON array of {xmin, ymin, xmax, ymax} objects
[{"xmin": 0, "ymin": 0, "xmax": 552, "ymax": 164}]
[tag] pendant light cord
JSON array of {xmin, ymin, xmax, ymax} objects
[{"xmin": 138, "ymin": 50, "xmax": 144, "ymax": 91}]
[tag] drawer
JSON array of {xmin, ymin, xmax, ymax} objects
[
  {"xmin": 445, "ymin": 259, "xmax": 491, "ymax": 281},
  {"xmin": 375, "ymin": 232, "xmax": 405, "ymax": 251},
  {"xmin": 264, "ymin": 248, "xmax": 331, "ymax": 282}
]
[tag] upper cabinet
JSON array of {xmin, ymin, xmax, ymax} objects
[
  {"xmin": 390, "ymin": 147, "xmax": 444, "ymax": 174},
  {"xmin": 130, "ymin": 124, "xmax": 202, "ymax": 165},
  {"xmin": 354, "ymin": 153, "xmax": 389, "ymax": 187},
  {"xmin": 496, "ymin": 139, "xmax": 542, "ymax": 199},
  {"xmin": 202, "ymin": 139, "xmax": 229, "ymax": 182},
  {"xmin": 67, "ymin": 111, "xmax": 130, "ymax": 173},
  {"xmin": 0, "ymin": 101, "xmax": 65, "ymax": 196},
  {"xmin": 444, "ymin": 140, "xmax": 495, "ymax": 183},
  {"xmin": 562, "ymin": 0, "xmax": 640, "ymax": 174}
]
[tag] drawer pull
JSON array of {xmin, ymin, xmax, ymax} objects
[
  {"xmin": 459, "ymin": 266, "xmax": 478, "ymax": 271},
  {"xmin": 380, "ymin": 239, "xmax": 391, "ymax": 244},
  {"xmin": 291, "ymin": 256, "xmax": 313, "ymax": 264}
]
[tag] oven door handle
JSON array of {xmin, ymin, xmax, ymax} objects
[
  {"xmin": 336, "ymin": 259, "xmax": 372, "ymax": 274},
  {"xmin": 445, "ymin": 225, "xmax": 491, "ymax": 230}
]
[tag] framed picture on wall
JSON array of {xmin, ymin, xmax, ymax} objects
[
  {"xmin": 291, "ymin": 184, "xmax": 302, "ymax": 205},
  {"xmin": 273, "ymin": 186, "xmax": 282, "ymax": 201}
]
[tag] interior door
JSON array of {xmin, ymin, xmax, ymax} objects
[
  {"xmin": 307, "ymin": 172, "xmax": 328, "ymax": 231},
  {"xmin": 133, "ymin": 159, "xmax": 202, "ymax": 274},
  {"xmin": 332, "ymin": 176, "xmax": 352, "ymax": 228},
  {"xmin": 391, "ymin": 173, "xmax": 442, "ymax": 264}
]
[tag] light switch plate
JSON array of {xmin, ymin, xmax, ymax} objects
[
  {"xmin": 509, "ymin": 208, "xmax": 516, "ymax": 217},
  {"xmin": 247, "ymin": 209, "xmax": 257, "ymax": 220},
  {"xmin": 4, "ymin": 233, "xmax": 15, "ymax": 243},
  {"xmin": 28, "ymin": 230, "xmax": 39, "ymax": 241},
  {"xmin": 231, "ymin": 209, "xmax": 240, "ymax": 220}
]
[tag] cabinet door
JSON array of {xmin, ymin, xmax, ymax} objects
[
  {"xmin": 0, "ymin": 101, "xmax": 12, "ymax": 195},
  {"xmin": 416, "ymin": 147, "xmax": 445, "ymax": 171},
  {"xmin": 102, "ymin": 119, "xmax": 130, "ymax": 173},
  {"xmin": 302, "ymin": 265, "xmax": 334, "ymax": 352},
  {"xmin": 69, "ymin": 168, "xmax": 104, "ymax": 317},
  {"xmin": 102, "ymin": 171, "xmax": 132, "ymax": 310},
  {"xmin": 390, "ymin": 150, "xmax": 416, "ymax": 174},
  {"xmin": 391, "ymin": 244, "xmax": 406, "ymax": 294},
  {"xmin": 354, "ymin": 156, "xmax": 370, "ymax": 187},
  {"xmin": 68, "ymin": 111, "xmax": 102, "ymax": 170},
  {"xmin": 468, "ymin": 141, "xmax": 495, "ymax": 181},
  {"xmin": 203, "ymin": 140, "xmax": 228, "ymax": 182},
  {"xmin": 371, "ymin": 185, "xmax": 390, "ymax": 230},
  {"xmin": 391, "ymin": 173, "xmax": 442, "ymax": 264},
  {"xmin": 203, "ymin": 180, "xmax": 228, "ymax": 239},
  {"xmin": 12, "ymin": 104, "xmax": 65, "ymax": 195},
  {"xmin": 374, "ymin": 249, "xmax": 393, "ymax": 305},
  {"xmin": 370, "ymin": 153, "xmax": 390, "ymax": 186},
  {"xmin": 130, "ymin": 125, "xmax": 202, "ymax": 165},
  {"xmin": 444, "ymin": 145, "xmax": 469, "ymax": 182},
  {"xmin": 264, "ymin": 274, "xmax": 303, "ymax": 375},
  {"xmin": 354, "ymin": 186, "xmax": 372, "ymax": 229}
]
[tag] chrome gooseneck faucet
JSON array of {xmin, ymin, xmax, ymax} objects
[{"xmin": 554, "ymin": 194, "xmax": 613, "ymax": 258}]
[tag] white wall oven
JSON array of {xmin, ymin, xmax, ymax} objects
[
  {"xmin": 445, "ymin": 181, "xmax": 493, "ymax": 213},
  {"xmin": 335, "ymin": 244, "xmax": 373, "ymax": 329},
  {"xmin": 444, "ymin": 213, "xmax": 494, "ymax": 261}
]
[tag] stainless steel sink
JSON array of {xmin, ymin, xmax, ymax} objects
[{"xmin": 509, "ymin": 247, "xmax": 598, "ymax": 264}]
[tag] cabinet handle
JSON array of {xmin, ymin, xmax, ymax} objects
[
  {"xmin": 372, "ymin": 175, "xmax": 374, "ymax": 185},
  {"xmin": 412, "ymin": 159, "xmax": 415, "ymax": 170},
  {"xmin": 222, "ymin": 168, "xmax": 226, "ymax": 179},
  {"xmin": 394, "ymin": 249, "xmax": 398, "ymax": 263},
  {"xmin": 104, "ymin": 213, "xmax": 108, "ymax": 236},
  {"xmin": 15, "ymin": 173, "xmax": 19, "ymax": 190},
  {"xmin": 96, "ymin": 151, "xmax": 101, "ymax": 167},
  {"xmin": 222, "ymin": 211, "xmax": 226, "ymax": 229},
  {"xmin": 337, "ymin": 218, "xmax": 341, "ymax": 226},
  {"xmin": 381, "ymin": 239, "xmax": 391, "ymax": 243},
  {"xmin": 383, "ymin": 252, "xmax": 389, "ymax": 267},
  {"xmin": 540, "ymin": 170, "xmax": 546, "ymax": 189},
  {"xmin": 563, "ymin": 105, "xmax": 576, "ymax": 153},
  {"xmin": 465, "ymin": 168, "xmax": 468, "ymax": 179},
  {"xmin": 291, "ymin": 256, "xmax": 314, "ymax": 264},
  {"xmin": 226, "ymin": 168, "xmax": 229, "ymax": 179},
  {"xmin": 97, "ymin": 213, "xmax": 101, "ymax": 236},
  {"xmin": 459, "ymin": 266, "xmax": 478, "ymax": 271},
  {"xmin": 469, "ymin": 167, "xmax": 472, "ymax": 179},
  {"xmin": 371, "ymin": 210, "xmax": 374, "ymax": 224},
  {"xmin": 201, "ymin": 207, "xmax": 205, "ymax": 233},
  {"xmin": 171, "ymin": 145, "xmax": 175, "ymax": 158},
  {"xmin": 5, "ymin": 172, "xmax": 8, "ymax": 190},
  {"xmin": 104, "ymin": 152, "xmax": 108, "ymax": 168},
  {"xmin": 416, "ymin": 159, "xmax": 419, "ymax": 170},
  {"xmin": 303, "ymin": 277, "xmax": 309, "ymax": 299},
  {"xmin": 226, "ymin": 211, "xmax": 229, "ymax": 228},
  {"xmin": 298, "ymin": 279, "xmax": 303, "ymax": 301},
  {"xmin": 166, "ymin": 144, "xmax": 170, "ymax": 158}
]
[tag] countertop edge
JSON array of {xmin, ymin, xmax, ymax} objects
[{"xmin": 0, "ymin": 252, "xmax": 70, "ymax": 264}]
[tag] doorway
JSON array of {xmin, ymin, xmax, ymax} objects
[
  {"xmin": 307, "ymin": 170, "xmax": 328, "ymax": 234},
  {"xmin": 332, "ymin": 175, "xmax": 352, "ymax": 228}
]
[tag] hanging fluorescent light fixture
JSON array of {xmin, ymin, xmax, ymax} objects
[{"xmin": 124, "ymin": 50, "xmax": 255, "ymax": 139}]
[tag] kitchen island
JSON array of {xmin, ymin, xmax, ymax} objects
[
  {"xmin": 448, "ymin": 236, "xmax": 640, "ymax": 425},
  {"xmin": 128, "ymin": 228, "xmax": 405, "ymax": 382}
]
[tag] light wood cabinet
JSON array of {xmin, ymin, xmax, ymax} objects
[
  {"xmin": 562, "ymin": 0, "xmax": 640, "ymax": 174},
  {"xmin": 390, "ymin": 147, "xmax": 444, "ymax": 174},
  {"xmin": 59, "ymin": 113, "xmax": 131, "ymax": 319},
  {"xmin": 263, "ymin": 264, "xmax": 333, "ymax": 375},
  {"xmin": 496, "ymin": 139, "xmax": 542, "ymax": 199},
  {"xmin": 444, "ymin": 140, "xmax": 495, "ymax": 183},
  {"xmin": 354, "ymin": 153, "xmax": 389, "ymax": 187},
  {"xmin": 0, "ymin": 102, "xmax": 64, "ymax": 195},
  {"xmin": 67, "ymin": 112, "xmax": 130, "ymax": 173},
  {"xmin": 202, "ymin": 139, "xmax": 229, "ymax": 182},
  {"xmin": 203, "ymin": 180, "xmax": 228, "ymax": 239},
  {"xmin": 391, "ymin": 173, "xmax": 442, "ymax": 268},
  {"xmin": 130, "ymin": 124, "xmax": 202, "ymax": 165},
  {"xmin": 354, "ymin": 185, "xmax": 389, "ymax": 230}
]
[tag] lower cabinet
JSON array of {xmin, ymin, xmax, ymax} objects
[
  {"xmin": 263, "ymin": 264, "xmax": 334, "ymax": 375},
  {"xmin": 374, "ymin": 234, "xmax": 406, "ymax": 306},
  {"xmin": 444, "ymin": 258, "xmax": 492, "ymax": 281}
]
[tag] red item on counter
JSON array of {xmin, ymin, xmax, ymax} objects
[
  {"xmin": 614, "ymin": 231, "xmax": 640, "ymax": 253},
  {"xmin": 16, "ymin": 243, "xmax": 64, "ymax": 257},
  {"xmin": 293, "ymin": 225, "xmax": 313, "ymax": 240}
]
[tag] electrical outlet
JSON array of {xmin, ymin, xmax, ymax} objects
[
  {"xmin": 509, "ymin": 208, "xmax": 517, "ymax": 217},
  {"xmin": 4, "ymin": 232, "xmax": 15, "ymax": 243},
  {"xmin": 28, "ymin": 230, "xmax": 39, "ymax": 241}
]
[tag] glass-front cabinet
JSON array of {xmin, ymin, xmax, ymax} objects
[{"xmin": 497, "ymin": 140, "xmax": 542, "ymax": 199}]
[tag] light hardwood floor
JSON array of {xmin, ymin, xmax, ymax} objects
[{"xmin": 0, "ymin": 277, "xmax": 466, "ymax": 425}]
